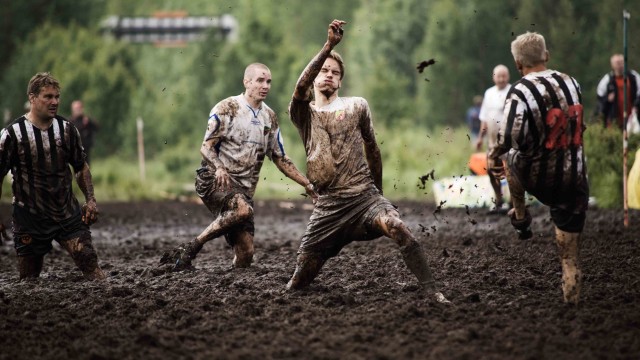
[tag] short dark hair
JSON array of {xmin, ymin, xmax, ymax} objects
[
  {"xmin": 328, "ymin": 50, "xmax": 345, "ymax": 79},
  {"xmin": 27, "ymin": 72, "xmax": 60, "ymax": 97}
]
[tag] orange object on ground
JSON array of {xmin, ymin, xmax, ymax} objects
[{"xmin": 469, "ymin": 152, "xmax": 488, "ymax": 175}]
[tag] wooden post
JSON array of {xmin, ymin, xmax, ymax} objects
[
  {"xmin": 623, "ymin": 10, "xmax": 630, "ymax": 227},
  {"xmin": 137, "ymin": 117, "xmax": 146, "ymax": 182}
]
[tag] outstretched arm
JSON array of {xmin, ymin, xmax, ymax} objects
[
  {"xmin": 273, "ymin": 156, "xmax": 318, "ymax": 201},
  {"xmin": 292, "ymin": 19, "xmax": 346, "ymax": 101},
  {"xmin": 75, "ymin": 163, "xmax": 98, "ymax": 225},
  {"xmin": 361, "ymin": 111, "xmax": 383, "ymax": 194}
]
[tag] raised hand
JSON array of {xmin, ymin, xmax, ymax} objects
[{"xmin": 327, "ymin": 19, "xmax": 346, "ymax": 47}]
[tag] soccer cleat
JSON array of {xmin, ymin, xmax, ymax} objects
[{"xmin": 159, "ymin": 241, "xmax": 202, "ymax": 272}]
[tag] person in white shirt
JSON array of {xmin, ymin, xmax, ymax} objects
[
  {"xmin": 160, "ymin": 63, "xmax": 317, "ymax": 271},
  {"xmin": 476, "ymin": 65, "xmax": 511, "ymax": 213}
]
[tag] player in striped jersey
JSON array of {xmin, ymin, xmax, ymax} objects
[
  {"xmin": 160, "ymin": 63, "xmax": 316, "ymax": 271},
  {"xmin": 0, "ymin": 72, "xmax": 105, "ymax": 280},
  {"xmin": 489, "ymin": 32, "xmax": 588, "ymax": 304}
]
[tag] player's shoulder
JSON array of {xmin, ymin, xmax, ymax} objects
[
  {"xmin": 211, "ymin": 96, "xmax": 241, "ymax": 117},
  {"xmin": 261, "ymin": 102, "xmax": 276, "ymax": 117},
  {"xmin": 55, "ymin": 114, "xmax": 69, "ymax": 123},
  {"xmin": 4, "ymin": 115, "xmax": 27, "ymax": 131},
  {"xmin": 342, "ymin": 96, "xmax": 370, "ymax": 107}
]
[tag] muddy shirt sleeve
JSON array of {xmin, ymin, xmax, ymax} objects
[
  {"xmin": 267, "ymin": 113, "xmax": 285, "ymax": 160},
  {"xmin": 0, "ymin": 129, "xmax": 13, "ymax": 177},
  {"xmin": 289, "ymin": 96, "xmax": 313, "ymax": 129},
  {"xmin": 203, "ymin": 107, "xmax": 229, "ymax": 144},
  {"xmin": 69, "ymin": 125, "xmax": 87, "ymax": 173},
  {"xmin": 490, "ymin": 91, "xmax": 527, "ymax": 159}
]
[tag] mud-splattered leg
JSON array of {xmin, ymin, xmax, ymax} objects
[
  {"xmin": 160, "ymin": 194, "xmax": 253, "ymax": 271},
  {"xmin": 59, "ymin": 232, "xmax": 106, "ymax": 280},
  {"xmin": 229, "ymin": 230, "xmax": 254, "ymax": 268},
  {"xmin": 373, "ymin": 211, "xmax": 450, "ymax": 303},
  {"xmin": 286, "ymin": 253, "xmax": 326, "ymax": 290},
  {"xmin": 555, "ymin": 228, "xmax": 582, "ymax": 305},
  {"xmin": 18, "ymin": 255, "xmax": 44, "ymax": 279},
  {"xmin": 505, "ymin": 165, "xmax": 533, "ymax": 239}
]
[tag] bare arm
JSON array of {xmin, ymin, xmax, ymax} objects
[
  {"xmin": 75, "ymin": 163, "xmax": 98, "ymax": 225},
  {"xmin": 292, "ymin": 20, "xmax": 346, "ymax": 101},
  {"xmin": 361, "ymin": 114, "xmax": 383, "ymax": 194},
  {"xmin": 273, "ymin": 155, "xmax": 318, "ymax": 201}
]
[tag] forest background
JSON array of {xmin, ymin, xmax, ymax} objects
[{"xmin": 1, "ymin": 0, "xmax": 639, "ymax": 207}]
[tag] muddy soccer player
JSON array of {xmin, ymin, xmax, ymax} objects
[
  {"xmin": 0, "ymin": 72, "xmax": 106, "ymax": 280},
  {"xmin": 489, "ymin": 32, "xmax": 588, "ymax": 304},
  {"xmin": 160, "ymin": 63, "xmax": 316, "ymax": 270},
  {"xmin": 285, "ymin": 20, "xmax": 448, "ymax": 303}
]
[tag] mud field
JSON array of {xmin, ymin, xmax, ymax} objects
[{"xmin": 0, "ymin": 200, "xmax": 639, "ymax": 360}]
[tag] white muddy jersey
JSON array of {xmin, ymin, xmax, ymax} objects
[{"xmin": 203, "ymin": 94, "xmax": 285, "ymax": 192}]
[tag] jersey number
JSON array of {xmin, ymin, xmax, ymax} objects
[{"xmin": 545, "ymin": 104, "xmax": 583, "ymax": 150}]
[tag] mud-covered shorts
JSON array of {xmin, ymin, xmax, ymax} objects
[
  {"xmin": 507, "ymin": 150, "xmax": 589, "ymax": 232},
  {"xmin": 298, "ymin": 188, "xmax": 396, "ymax": 259},
  {"xmin": 13, "ymin": 205, "xmax": 89, "ymax": 257},
  {"xmin": 195, "ymin": 167, "xmax": 255, "ymax": 246}
]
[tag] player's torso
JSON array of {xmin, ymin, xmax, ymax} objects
[
  {"xmin": 213, "ymin": 96, "xmax": 275, "ymax": 188},
  {"xmin": 513, "ymin": 70, "xmax": 586, "ymax": 193},
  {"xmin": 484, "ymin": 86, "xmax": 510, "ymax": 128},
  {"xmin": 8, "ymin": 117, "xmax": 75, "ymax": 180},
  {"xmin": 307, "ymin": 97, "xmax": 374, "ymax": 193}
]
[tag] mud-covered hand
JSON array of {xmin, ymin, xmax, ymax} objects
[
  {"xmin": 305, "ymin": 183, "xmax": 319, "ymax": 204},
  {"xmin": 475, "ymin": 138, "xmax": 483, "ymax": 151},
  {"xmin": 82, "ymin": 199, "xmax": 99, "ymax": 225},
  {"xmin": 489, "ymin": 159, "xmax": 505, "ymax": 180},
  {"xmin": 215, "ymin": 167, "xmax": 231, "ymax": 191},
  {"xmin": 327, "ymin": 19, "xmax": 346, "ymax": 47}
]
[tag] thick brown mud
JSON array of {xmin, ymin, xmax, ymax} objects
[{"xmin": 0, "ymin": 200, "xmax": 638, "ymax": 359}]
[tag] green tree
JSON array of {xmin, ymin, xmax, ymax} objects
[{"xmin": 0, "ymin": 23, "xmax": 138, "ymax": 156}]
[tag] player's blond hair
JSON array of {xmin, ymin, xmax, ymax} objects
[
  {"xmin": 511, "ymin": 32, "xmax": 547, "ymax": 68},
  {"xmin": 27, "ymin": 72, "xmax": 60, "ymax": 97}
]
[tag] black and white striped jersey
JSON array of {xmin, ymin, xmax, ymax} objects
[
  {"xmin": 0, "ymin": 115, "xmax": 86, "ymax": 221},
  {"xmin": 491, "ymin": 69, "xmax": 589, "ymax": 212}
]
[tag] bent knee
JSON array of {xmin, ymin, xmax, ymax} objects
[
  {"xmin": 231, "ymin": 195, "xmax": 254, "ymax": 220},
  {"xmin": 379, "ymin": 212, "xmax": 404, "ymax": 234}
]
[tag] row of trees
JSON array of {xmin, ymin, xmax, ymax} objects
[{"xmin": 0, "ymin": 0, "xmax": 638, "ymax": 159}]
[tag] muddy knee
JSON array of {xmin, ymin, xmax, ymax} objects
[
  {"xmin": 382, "ymin": 215, "xmax": 414, "ymax": 247},
  {"xmin": 231, "ymin": 195, "xmax": 254, "ymax": 222}
]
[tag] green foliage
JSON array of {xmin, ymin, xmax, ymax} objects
[
  {"xmin": 0, "ymin": 23, "xmax": 138, "ymax": 157},
  {"xmin": 584, "ymin": 124, "xmax": 640, "ymax": 208}
]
